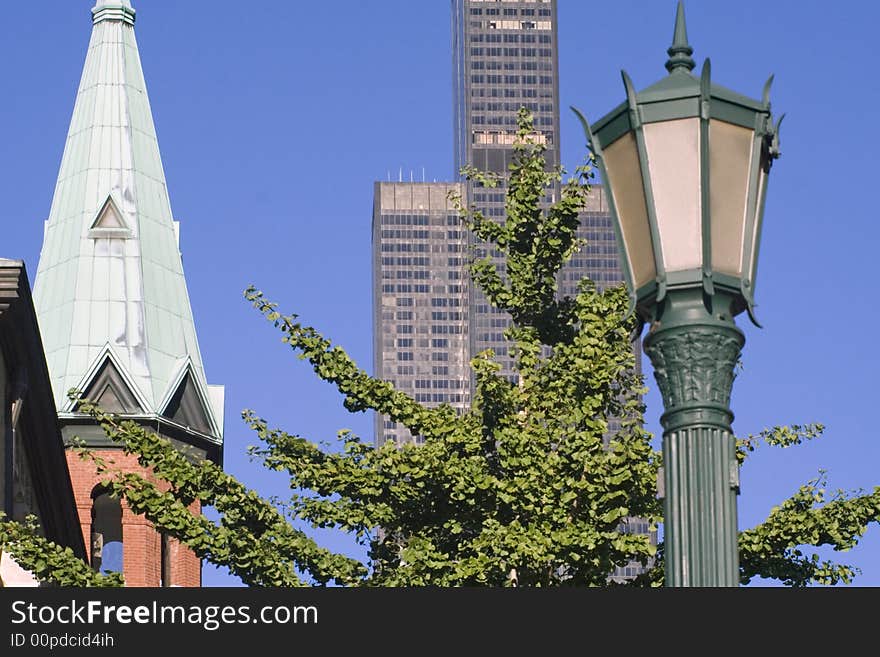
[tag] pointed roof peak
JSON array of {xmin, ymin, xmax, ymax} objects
[
  {"xmin": 35, "ymin": 0, "xmax": 217, "ymax": 423},
  {"xmin": 665, "ymin": 1, "xmax": 695, "ymax": 74},
  {"xmin": 92, "ymin": 0, "xmax": 135, "ymax": 26}
]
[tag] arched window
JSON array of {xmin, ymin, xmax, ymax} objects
[{"xmin": 90, "ymin": 487, "xmax": 123, "ymax": 575}]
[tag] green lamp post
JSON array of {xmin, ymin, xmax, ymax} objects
[{"xmin": 573, "ymin": 1, "xmax": 782, "ymax": 587}]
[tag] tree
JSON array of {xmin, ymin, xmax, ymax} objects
[
  {"xmin": 2, "ymin": 108, "xmax": 878, "ymax": 587},
  {"xmin": 0, "ymin": 513, "xmax": 122, "ymax": 587}
]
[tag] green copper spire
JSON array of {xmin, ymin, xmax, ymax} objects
[
  {"xmin": 665, "ymin": 1, "xmax": 695, "ymax": 74},
  {"xmin": 33, "ymin": 1, "xmax": 223, "ymax": 447}
]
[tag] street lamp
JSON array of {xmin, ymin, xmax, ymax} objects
[{"xmin": 573, "ymin": 1, "xmax": 782, "ymax": 586}]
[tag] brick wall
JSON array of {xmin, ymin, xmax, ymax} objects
[{"xmin": 65, "ymin": 450, "xmax": 201, "ymax": 587}]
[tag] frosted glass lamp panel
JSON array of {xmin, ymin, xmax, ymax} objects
[
  {"xmin": 602, "ymin": 131, "xmax": 656, "ymax": 289},
  {"xmin": 746, "ymin": 150, "xmax": 769, "ymax": 287},
  {"xmin": 710, "ymin": 120, "xmax": 753, "ymax": 277},
  {"xmin": 643, "ymin": 118, "xmax": 702, "ymax": 273}
]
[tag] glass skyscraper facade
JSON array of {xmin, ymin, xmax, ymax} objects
[
  {"xmin": 453, "ymin": 0, "xmax": 560, "ymax": 176},
  {"xmin": 453, "ymin": 0, "xmax": 560, "ymax": 381},
  {"xmin": 372, "ymin": 0, "xmax": 653, "ymax": 580},
  {"xmin": 372, "ymin": 182, "xmax": 470, "ymax": 445},
  {"xmin": 374, "ymin": 0, "xmax": 635, "ymax": 441}
]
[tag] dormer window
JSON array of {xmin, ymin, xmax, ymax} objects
[{"xmin": 88, "ymin": 195, "xmax": 132, "ymax": 239}]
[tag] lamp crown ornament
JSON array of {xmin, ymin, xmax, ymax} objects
[{"xmin": 665, "ymin": 1, "xmax": 695, "ymax": 73}]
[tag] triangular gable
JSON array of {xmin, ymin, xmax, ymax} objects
[
  {"xmin": 162, "ymin": 372, "xmax": 213, "ymax": 436},
  {"xmin": 82, "ymin": 358, "xmax": 144, "ymax": 414},
  {"xmin": 88, "ymin": 195, "xmax": 131, "ymax": 237},
  {"xmin": 63, "ymin": 344, "xmax": 151, "ymax": 414},
  {"xmin": 157, "ymin": 358, "xmax": 220, "ymax": 439}
]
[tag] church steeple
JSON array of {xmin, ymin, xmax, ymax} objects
[
  {"xmin": 33, "ymin": 1, "xmax": 223, "ymax": 450},
  {"xmin": 32, "ymin": 0, "xmax": 221, "ymax": 587}
]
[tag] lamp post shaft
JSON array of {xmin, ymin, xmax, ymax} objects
[{"xmin": 643, "ymin": 289, "xmax": 743, "ymax": 587}]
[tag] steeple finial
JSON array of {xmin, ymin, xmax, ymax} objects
[
  {"xmin": 92, "ymin": 0, "xmax": 135, "ymax": 26},
  {"xmin": 665, "ymin": 1, "xmax": 695, "ymax": 73}
]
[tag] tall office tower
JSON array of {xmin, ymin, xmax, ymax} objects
[
  {"xmin": 453, "ymin": 0, "xmax": 560, "ymax": 381},
  {"xmin": 372, "ymin": 183, "xmax": 470, "ymax": 445},
  {"xmin": 451, "ymin": 0, "xmax": 652, "ymax": 580},
  {"xmin": 560, "ymin": 190, "xmax": 653, "ymax": 582},
  {"xmin": 453, "ymin": 0, "xmax": 560, "ymax": 177},
  {"xmin": 375, "ymin": 0, "xmax": 617, "ymax": 442},
  {"xmin": 372, "ymin": 0, "xmax": 650, "ymax": 577},
  {"xmin": 559, "ymin": 189, "xmax": 618, "ymax": 299},
  {"xmin": 32, "ymin": 0, "xmax": 223, "ymax": 586}
]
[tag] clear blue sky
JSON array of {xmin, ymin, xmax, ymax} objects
[{"xmin": 1, "ymin": 1, "xmax": 877, "ymax": 586}]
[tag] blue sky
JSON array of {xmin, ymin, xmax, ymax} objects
[{"xmin": 1, "ymin": 1, "xmax": 877, "ymax": 586}]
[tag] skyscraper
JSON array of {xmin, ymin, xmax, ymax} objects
[
  {"xmin": 375, "ymin": 0, "xmax": 630, "ymax": 443},
  {"xmin": 453, "ymin": 0, "xmax": 561, "ymax": 381},
  {"xmin": 32, "ymin": 0, "xmax": 223, "ymax": 586},
  {"xmin": 451, "ymin": 0, "xmax": 635, "ymax": 379},
  {"xmin": 449, "ymin": 2, "xmax": 653, "ymax": 581},
  {"xmin": 453, "ymin": 0, "xmax": 560, "ymax": 176},
  {"xmin": 374, "ymin": 0, "xmax": 634, "ymax": 443},
  {"xmin": 372, "ymin": 182, "xmax": 469, "ymax": 445}
]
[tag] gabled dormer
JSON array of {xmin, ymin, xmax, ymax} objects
[
  {"xmin": 88, "ymin": 195, "xmax": 132, "ymax": 240},
  {"xmin": 67, "ymin": 345, "xmax": 149, "ymax": 415},
  {"xmin": 158, "ymin": 358, "xmax": 222, "ymax": 440}
]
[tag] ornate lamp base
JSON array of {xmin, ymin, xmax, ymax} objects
[{"xmin": 643, "ymin": 288, "xmax": 744, "ymax": 587}]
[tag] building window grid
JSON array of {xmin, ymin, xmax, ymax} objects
[
  {"xmin": 376, "ymin": 196, "xmax": 470, "ymax": 446},
  {"xmin": 459, "ymin": 0, "xmax": 644, "ymax": 570},
  {"xmin": 391, "ymin": 1, "xmax": 561, "ymax": 440}
]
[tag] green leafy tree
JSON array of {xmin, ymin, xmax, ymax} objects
[
  {"xmin": 3, "ymin": 108, "xmax": 878, "ymax": 587},
  {"xmin": 0, "ymin": 513, "xmax": 122, "ymax": 587}
]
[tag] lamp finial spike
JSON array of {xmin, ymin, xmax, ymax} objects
[{"xmin": 666, "ymin": 1, "xmax": 695, "ymax": 73}]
